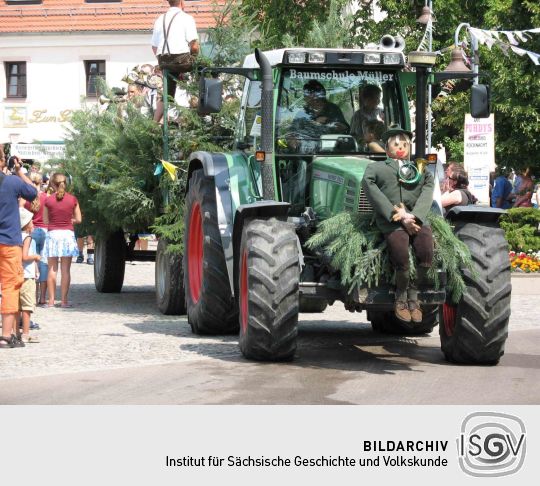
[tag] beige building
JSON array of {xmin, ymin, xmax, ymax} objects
[{"xmin": 0, "ymin": 0, "xmax": 219, "ymax": 157}]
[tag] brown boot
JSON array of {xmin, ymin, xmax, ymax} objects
[
  {"xmin": 408, "ymin": 300, "xmax": 423, "ymax": 323},
  {"xmin": 394, "ymin": 300, "xmax": 411, "ymax": 323}
]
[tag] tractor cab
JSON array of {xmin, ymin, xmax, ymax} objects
[{"xmin": 234, "ymin": 48, "xmax": 410, "ymax": 218}]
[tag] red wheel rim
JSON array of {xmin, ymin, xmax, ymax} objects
[
  {"xmin": 240, "ymin": 250, "xmax": 249, "ymax": 333},
  {"xmin": 188, "ymin": 202, "xmax": 203, "ymax": 303},
  {"xmin": 443, "ymin": 302, "xmax": 457, "ymax": 336}
]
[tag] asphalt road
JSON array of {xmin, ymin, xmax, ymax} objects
[{"xmin": 0, "ymin": 262, "xmax": 538, "ymax": 404}]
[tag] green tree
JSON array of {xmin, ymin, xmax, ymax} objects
[
  {"xmin": 352, "ymin": 1, "xmax": 540, "ymax": 171},
  {"xmin": 241, "ymin": 0, "xmax": 334, "ymax": 47}
]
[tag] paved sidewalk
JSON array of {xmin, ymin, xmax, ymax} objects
[{"xmin": 0, "ymin": 262, "xmax": 239, "ymax": 380}]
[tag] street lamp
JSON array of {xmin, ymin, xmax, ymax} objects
[{"xmin": 444, "ymin": 22, "xmax": 479, "ymax": 84}]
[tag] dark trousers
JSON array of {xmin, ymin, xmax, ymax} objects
[
  {"xmin": 385, "ymin": 226, "xmax": 434, "ymax": 302},
  {"xmin": 384, "ymin": 226, "xmax": 434, "ymax": 271}
]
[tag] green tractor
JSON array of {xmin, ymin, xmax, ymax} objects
[{"xmin": 183, "ymin": 42, "xmax": 511, "ymax": 364}]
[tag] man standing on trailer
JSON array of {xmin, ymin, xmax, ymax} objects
[{"xmin": 151, "ymin": 0, "xmax": 200, "ymax": 123}]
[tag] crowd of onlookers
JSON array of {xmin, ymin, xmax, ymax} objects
[
  {"xmin": 440, "ymin": 161, "xmax": 539, "ymax": 212},
  {"xmin": 0, "ymin": 146, "xmax": 83, "ymax": 348}
]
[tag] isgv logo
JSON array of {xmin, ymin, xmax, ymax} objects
[{"xmin": 457, "ymin": 412, "xmax": 526, "ymax": 477}]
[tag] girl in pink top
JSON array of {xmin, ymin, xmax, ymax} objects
[{"xmin": 42, "ymin": 173, "xmax": 82, "ymax": 308}]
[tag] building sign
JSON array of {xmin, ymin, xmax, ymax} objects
[
  {"xmin": 3, "ymin": 106, "xmax": 28, "ymax": 128},
  {"xmin": 13, "ymin": 143, "xmax": 65, "ymax": 161},
  {"xmin": 29, "ymin": 109, "xmax": 73, "ymax": 124},
  {"xmin": 463, "ymin": 114, "xmax": 495, "ymax": 205}
]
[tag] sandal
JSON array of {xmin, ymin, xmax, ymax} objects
[
  {"xmin": 0, "ymin": 336, "xmax": 14, "ymax": 349},
  {"xmin": 60, "ymin": 303, "xmax": 73, "ymax": 308}
]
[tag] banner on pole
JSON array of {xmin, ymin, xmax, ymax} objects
[{"xmin": 463, "ymin": 114, "xmax": 495, "ymax": 205}]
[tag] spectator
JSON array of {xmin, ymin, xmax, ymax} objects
[
  {"xmin": 532, "ymin": 182, "xmax": 540, "ymax": 209},
  {"xmin": 440, "ymin": 161, "xmax": 462, "ymax": 193},
  {"xmin": 491, "ymin": 167, "xmax": 513, "ymax": 209},
  {"xmin": 20, "ymin": 172, "xmax": 49, "ymax": 306},
  {"xmin": 151, "ymin": 0, "xmax": 199, "ymax": 123},
  {"xmin": 76, "ymin": 235, "xmax": 94, "ymax": 265},
  {"xmin": 0, "ymin": 146, "xmax": 9, "ymax": 175},
  {"xmin": 513, "ymin": 167, "xmax": 534, "ymax": 208},
  {"xmin": 42, "ymin": 173, "xmax": 82, "ymax": 308},
  {"xmin": 441, "ymin": 166, "xmax": 476, "ymax": 213},
  {"xmin": 0, "ymin": 155, "xmax": 37, "ymax": 348},
  {"xmin": 350, "ymin": 84, "xmax": 384, "ymax": 142},
  {"xmin": 18, "ymin": 208, "xmax": 40, "ymax": 343}
]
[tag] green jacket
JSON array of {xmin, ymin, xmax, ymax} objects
[{"xmin": 361, "ymin": 157, "xmax": 434, "ymax": 234}]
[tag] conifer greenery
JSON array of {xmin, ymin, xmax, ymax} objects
[
  {"xmin": 61, "ymin": 76, "xmax": 239, "ymax": 250},
  {"xmin": 306, "ymin": 212, "xmax": 475, "ymax": 303}
]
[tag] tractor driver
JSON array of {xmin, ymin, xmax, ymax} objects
[{"xmin": 287, "ymin": 80, "xmax": 349, "ymax": 152}]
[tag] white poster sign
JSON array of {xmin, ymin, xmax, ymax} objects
[
  {"xmin": 463, "ymin": 114, "xmax": 495, "ymax": 205},
  {"xmin": 12, "ymin": 143, "xmax": 65, "ymax": 161}
]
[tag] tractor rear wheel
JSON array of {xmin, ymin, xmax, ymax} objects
[
  {"xmin": 238, "ymin": 218, "xmax": 299, "ymax": 361},
  {"xmin": 183, "ymin": 169, "xmax": 238, "ymax": 334},
  {"xmin": 94, "ymin": 230, "xmax": 126, "ymax": 293},
  {"xmin": 439, "ymin": 222, "xmax": 511, "ymax": 365},
  {"xmin": 369, "ymin": 305, "xmax": 438, "ymax": 335},
  {"xmin": 155, "ymin": 238, "xmax": 186, "ymax": 315}
]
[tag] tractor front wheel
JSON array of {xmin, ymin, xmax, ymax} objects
[
  {"xmin": 238, "ymin": 218, "xmax": 300, "ymax": 361},
  {"xmin": 439, "ymin": 221, "xmax": 511, "ymax": 365}
]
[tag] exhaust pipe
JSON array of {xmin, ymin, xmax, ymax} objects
[{"xmin": 255, "ymin": 48, "xmax": 276, "ymax": 200}]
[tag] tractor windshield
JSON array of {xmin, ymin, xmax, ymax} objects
[{"xmin": 276, "ymin": 68, "xmax": 404, "ymax": 156}]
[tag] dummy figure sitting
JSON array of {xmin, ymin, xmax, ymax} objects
[{"xmin": 361, "ymin": 126, "xmax": 435, "ymax": 324}]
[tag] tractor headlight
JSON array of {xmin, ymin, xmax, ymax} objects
[
  {"xmin": 308, "ymin": 52, "xmax": 325, "ymax": 63},
  {"xmin": 288, "ymin": 52, "xmax": 306, "ymax": 63},
  {"xmin": 364, "ymin": 53, "xmax": 381, "ymax": 64},
  {"xmin": 383, "ymin": 53, "xmax": 402, "ymax": 65}
]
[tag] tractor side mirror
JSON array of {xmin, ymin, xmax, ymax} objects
[
  {"xmin": 198, "ymin": 77, "xmax": 223, "ymax": 114},
  {"xmin": 471, "ymin": 84, "xmax": 490, "ymax": 118}
]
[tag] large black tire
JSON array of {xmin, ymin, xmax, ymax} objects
[
  {"xmin": 155, "ymin": 238, "xmax": 186, "ymax": 315},
  {"xmin": 369, "ymin": 305, "xmax": 438, "ymax": 335},
  {"xmin": 94, "ymin": 230, "xmax": 126, "ymax": 293},
  {"xmin": 238, "ymin": 218, "xmax": 299, "ymax": 360},
  {"xmin": 439, "ymin": 221, "xmax": 511, "ymax": 365},
  {"xmin": 183, "ymin": 169, "xmax": 238, "ymax": 334},
  {"xmin": 299, "ymin": 296, "xmax": 328, "ymax": 313}
]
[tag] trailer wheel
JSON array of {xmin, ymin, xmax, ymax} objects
[
  {"xmin": 299, "ymin": 296, "xmax": 328, "ymax": 313},
  {"xmin": 238, "ymin": 218, "xmax": 299, "ymax": 361},
  {"xmin": 94, "ymin": 230, "xmax": 126, "ymax": 293},
  {"xmin": 155, "ymin": 238, "xmax": 186, "ymax": 315},
  {"xmin": 183, "ymin": 169, "xmax": 238, "ymax": 334},
  {"xmin": 439, "ymin": 222, "xmax": 511, "ymax": 365},
  {"xmin": 369, "ymin": 306, "xmax": 438, "ymax": 335}
]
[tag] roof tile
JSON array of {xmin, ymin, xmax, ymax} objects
[{"xmin": 0, "ymin": 0, "xmax": 225, "ymax": 33}]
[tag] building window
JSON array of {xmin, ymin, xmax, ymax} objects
[
  {"xmin": 5, "ymin": 62, "xmax": 27, "ymax": 98},
  {"xmin": 85, "ymin": 60, "xmax": 106, "ymax": 98}
]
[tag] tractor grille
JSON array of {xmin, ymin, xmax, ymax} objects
[{"xmin": 358, "ymin": 188, "xmax": 373, "ymax": 213}]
